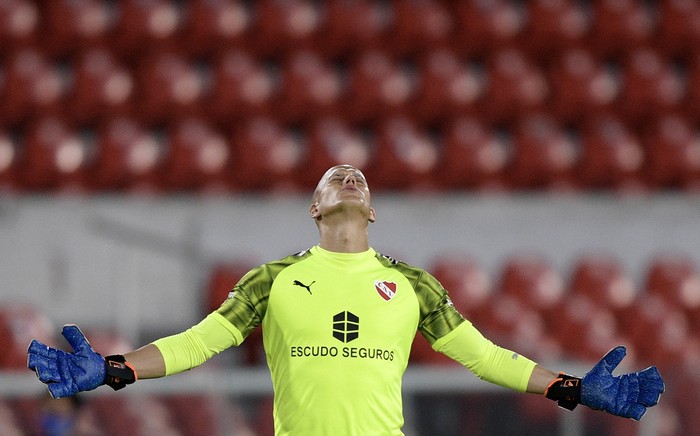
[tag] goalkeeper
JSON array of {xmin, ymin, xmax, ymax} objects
[{"xmin": 28, "ymin": 165, "xmax": 664, "ymax": 435}]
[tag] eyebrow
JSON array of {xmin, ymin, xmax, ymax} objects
[{"xmin": 329, "ymin": 169, "xmax": 366, "ymax": 181}]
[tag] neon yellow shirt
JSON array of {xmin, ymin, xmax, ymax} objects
[{"xmin": 153, "ymin": 246, "xmax": 535, "ymax": 436}]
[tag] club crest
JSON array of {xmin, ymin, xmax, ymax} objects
[{"xmin": 374, "ymin": 280, "xmax": 397, "ymax": 301}]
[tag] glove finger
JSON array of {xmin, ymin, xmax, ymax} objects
[
  {"xmin": 61, "ymin": 324, "xmax": 94, "ymax": 356},
  {"xmin": 47, "ymin": 382, "xmax": 72, "ymax": 399},
  {"xmin": 624, "ymin": 403, "xmax": 647, "ymax": 421},
  {"xmin": 30, "ymin": 357, "xmax": 60, "ymax": 383},
  {"xmin": 597, "ymin": 346, "xmax": 627, "ymax": 375},
  {"xmin": 637, "ymin": 366, "xmax": 665, "ymax": 407}
]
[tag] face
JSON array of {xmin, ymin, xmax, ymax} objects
[{"xmin": 310, "ymin": 165, "xmax": 376, "ymax": 223}]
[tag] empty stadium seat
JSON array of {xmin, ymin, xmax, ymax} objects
[
  {"xmin": 111, "ymin": 0, "xmax": 183, "ymax": 59},
  {"xmin": 88, "ymin": 395, "xmax": 180, "ymax": 436},
  {"xmin": 135, "ymin": 52, "xmax": 207, "ymax": 123},
  {"xmin": 161, "ymin": 118, "xmax": 232, "ymax": 192},
  {"xmin": 643, "ymin": 115, "xmax": 700, "ymax": 190},
  {"xmin": 371, "ymin": 117, "xmax": 440, "ymax": 190},
  {"xmin": 277, "ymin": 50, "xmax": 345, "ymax": 123},
  {"xmin": 436, "ymin": 116, "xmax": 509, "ymax": 190},
  {"xmin": 229, "ymin": 117, "xmax": 305, "ymax": 192},
  {"xmin": 617, "ymin": 48, "xmax": 685, "ymax": 125},
  {"xmin": 589, "ymin": 0, "xmax": 655, "ymax": 57},
  {"xmin": 346, "ymin": 51, "xmax": 417, "ymax": 123},
  {"xmin": 250, "ymin": 0, "xmax": 323, "ymax": 57},
  {"xmin": 387, "ymin": 0, "xmax": 453, "ymax": 56},
  {"xmin": 453, "ymin": 0, "xmax": 525, "ymax": 56},
  {"xmin": 317, "ymin": 0, "xmax": 391, "ymax": 56},
  {"xmin": 0, "ymin": 0, "xmax": 40, "ymax": 53},
  {"xmin": 644, "ymin": 253, "xmax": 700, "ymax": 313},
  {"xmin": 569, "ymin": 253, "xmax": 638, "ymax": 312},
  {"xmin": 656, "ymin": 0, "xmax": 700, "ymax": 58},
  {"xmin": 0, "ymin": 303, "xmax": 54, "ymax": 369},
  {"xmin": 576, "ymin": 115, "xmax": 646, "ymax": 191},
  {"xmin": 305, "ymin": 117, "xmax": 373, "ymax": 187},
  {"xmin": 207, "ymin": 49, "xmax": 279, "ymax": 122},
  {"xmin": 414, "ymin": 49, "xmax": 485, "ymax": 124},
  {"xmin": 482, "ymin": 49, "xmax": 549, "ymax": 123},
  {"xmin": 0, "ymin": 49, "xmax": 68, "ymax": 125},
  {"xmin": 91, "ymin": 117, "xmax": 166, "ymax": 192},
  {"xmin": 21, "ymin": 118, "xmax": 93, "ymax": 192},
  {"xmin": 507, "ymin": 114, "xmax": 578, "ymax": 190},
  {"xmin": 498, "ymin": 254, "xmax": 566, "ymax": 318},
  {"xmin": 522, "ymin": 0, "xmax": 590, "ymax": 58},
  {"xmin": 42, "ymin": 0, "xmax": 114, "ymax": 56},
  {"xmin": 68, "ymin": 48, "xmax": 135, "ymax": 124},
  {"xmin": 428, "ymin": 254, "xmax": 494, "ymax": 321},
  {"xmin": 547, "ymin": 48, "xmax": 620, "ymax": 123},
  {"xmin": 684, "ymin": 53, "xmax": 700, "ymax": 124},
  {"xmin": 180, "ymin": 0, "xmax": 251, "ymax": 57},
  {"xmin": 0, "ymin": 129, "xmax": 21, "ymax": 193}
]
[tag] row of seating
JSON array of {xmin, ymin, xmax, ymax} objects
[
  {"xmin": 1, "ymin": 113, "xmax": 698, "ymax": 193},
  {"xmin": 2, "ymin": 0, "xmax": 700, "ymax": 59},
  {"xmin": 1, "ymin": 46, "xmax": 699, "ymax": 126}
]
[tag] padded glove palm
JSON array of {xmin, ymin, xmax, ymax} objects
[{"xmin": 27, "ymin": 324, "xmax": 105, "ymax": 399}]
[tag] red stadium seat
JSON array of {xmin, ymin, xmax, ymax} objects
[
  {"xmin": 617, "ymin": 48, "xmax": 685, "ymax": 125},
  {"xmin": 482, "ymin": 49, "xmax": 549, "ymax": 124},
  {"xmin": 576, "ymin": 116, "xmax": 646, "ymax": 191},
  {"xmin": 569, "ymin": 253, "xmax": 638, "ymax": 313},
  {"xmin": 0, "ymin": 303, "xmax": 54, "ymax": 369},
  {"xmin": 656, "ymin": 0, "xmax": 700, "ymax": 58},
  {"xmin": 643, "ymin": 115, "xmax": 700, "ymax": 190},
  {"xmin": 589, "ymin": 0, "xmax": 655, "ymax": 57},
  {"xmin": 68, "ymin": 48, "xmax": 136, "ymax": 124},
  {"xmin": 644, "ymin": 253, "xmax": 700, "ymax": 313},
  {"xmin": 91, "ymin": 117, "xmax": 166, "ymax": 193},
  {"xmin": 0, "ymin": 49, "xmax": 68, "ymax": 125},
  {"xmin": 277, "ymin": 50, "xmax": 345, "ymax": 123},
  {"xmin": 387, "ymin": 0, "xmax": 453, "ymax": 56},
  {"xmin": 42, "ymin": 0, "xmax": 114, "ymax": 56},
  {"xmin": 371, "ymin": 117, "xmax": 440, "ymax": 191},
  {"xmin": 436, "ymin": 116, "xmax": 509, "ymax": 190},
  {"xmin": 88, "ymin": 396, "xmax": 180, "ymax": 436},
  {"xmin": 206, "ymin": 260, "xmax": 265, "ymax": 366},
  {"xmin": 207, "ymin": 49, "xmax": 279, "ymax": 123},
  {"xmin": 306, "ymin": 117, "xmax": 373, "ymax": 187},
  {"xmin": 498, "ymin": 254, "xmax": 566, "ymax": 317},
  {"xmin": 346, "ymin": 50, "xmax": 417, "ymax": 123},
  {"xmin": 180, "ymin": 0, "xmax": 252, "ymax": 56},
  {"xmin": 0, "ymin": 400, "xmax": 23, "ymax": 436},
  {"xmin": 165, "ymin": 394, "xmax": 256, "ymax": 436},
  {"xmin": 684, "ymin": 53, "xmax": 700, "ymax": 124},
  {"xmin": 135, "ymin": 52, "xmax": 207, "ymax": 123},
  {"xmin": 507, "ymin": 114, "xmax": 578, "ymax": 191},
  {"xmin": 414, "ymin": 49, "xmax": 485, "ymax": 124},
  {"xmin": 111, "ymin": 0, "xmax": 183, "ymax": 59},
  {"xmin": 547, "ymin": 48, "xmax": 620, "ymax": 123},
  {"xmin": 0, "ymin": 129, "xmax": 21, "ymax": 193},
  {"xmin": 0, "ymin": 0, "xmax": 40, "ymax": 53},
  {"xmin": 522, "ymin": 0, "xmax": 590, "ymax": 58},
  {"xmin": 161, "ymin": 118, "xmax": 232, "ymax": 193},
  {"xmin": 453, "ymin": 0, "xmax": 526, "ymax": 56},
  {"xmin": 319, "ymin": 0, "xmax": 392, "ymax": 56},
  {"xmin": 428, "ymin": 254, "xmax": 494, "ymax": 321},
  {"xmin": 229, "ymin": 117, "xmax": 306, "ymax": 192},
  {"xmin": 250, "ymin": 0, "xmax": 323, "ymax": 57},
  {"xmin": 20, "ymin": 118, "xmax": 93, "ymax": 193}
]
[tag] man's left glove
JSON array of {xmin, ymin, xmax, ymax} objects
[
  {"xmin": 545, "ymin": 346, "xmax": 665, "ymax": 420},
  {"xmin": 27, "ymin": 324, "xmax": 136, "ymax": 399}
]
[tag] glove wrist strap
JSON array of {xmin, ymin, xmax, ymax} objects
[
  {"xmin": 545, "ymin": 373, "xmax": 581, "ymax": 411},
  {"xmin": 104, "ymin": 355, "xmax": 137, "ymax": 391}
]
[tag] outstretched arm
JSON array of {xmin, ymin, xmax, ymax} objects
[
  {"xmin": 123, "ymin": 344, "xmax": 166, "ymax": 379},
  {"xmin": 527, "ymin": 364, "xmax": 559, "ymax": 394}
]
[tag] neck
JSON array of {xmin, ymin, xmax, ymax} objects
[{"xmin": 317, "ymin": 219, "xmax": 370, "ymax": 253}]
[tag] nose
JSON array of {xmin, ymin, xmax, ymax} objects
[{"xmin": 343, "ymin": 174, "xmax": 357, "ymax": 185}]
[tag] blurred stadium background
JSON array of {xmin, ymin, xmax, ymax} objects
[{"xmin": 1, "ymin": 0, "xmax": 699, "ymax": 435}]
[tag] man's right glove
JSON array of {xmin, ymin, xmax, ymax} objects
[
  {"xmin": 545, "ymin": 346, "xmax": 665, "ymax": 420},
  {"xmin": 27, "ymin": 324, "xmax": 137, "ymax": 399}
]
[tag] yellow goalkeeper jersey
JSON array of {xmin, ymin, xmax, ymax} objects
[{"xmin": 216, "ymin": 245, "xmax": 465, "ymax": 436}]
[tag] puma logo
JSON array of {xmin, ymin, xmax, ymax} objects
[{"xmin": 293, "ymin": 280, "xmax": 315, "ymax": 295}]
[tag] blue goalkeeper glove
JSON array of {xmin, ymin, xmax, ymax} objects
[
  {"xmin": 545, "ymin": 346, "xmax": 665, "ymax": 420},
  {"xmin": 27, "ymin": 324, "xmax": 136, "ymax": 399}
]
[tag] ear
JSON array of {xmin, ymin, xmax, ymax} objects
[
  {"xmin": 368, "ymin": 207, "xmax": 376, "ymax": 223},
  {"xmin": 309, "ymin": 202, "xmax": 320, "ymax": 220}
]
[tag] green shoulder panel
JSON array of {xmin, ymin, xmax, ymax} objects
[
  {"xmin": 216, "ymin": 249, "xmax": 314, "ymax": 339},
  {"xmin": 375, "ymin": 252, "xmax": 465, "ymax": 344}
]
